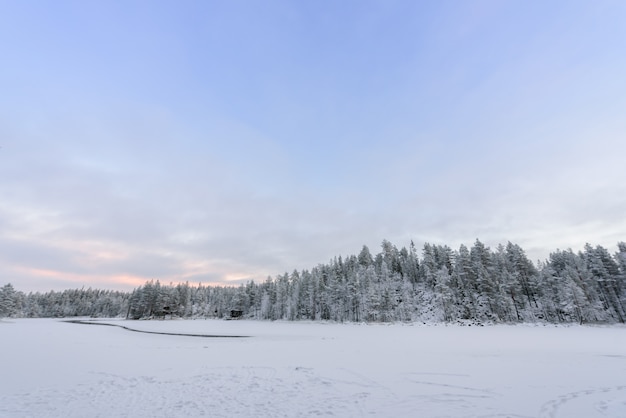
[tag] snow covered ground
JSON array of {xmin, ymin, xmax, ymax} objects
[{"xmin": 1, "ymin": 319, "xmax": 625, "ymax": 418}]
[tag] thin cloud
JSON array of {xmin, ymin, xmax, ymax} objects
[{"xmin": 1, "ymin": 1, "xmax": 625, "ymax": 291}]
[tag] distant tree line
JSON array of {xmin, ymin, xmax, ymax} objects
[
  {"xmin": 0, "ymin": 284, "xmax": 129, "ymax": 319},
  {"xmin": 2, "ymin": 240, "xmax": 625, "ymax": 324}
]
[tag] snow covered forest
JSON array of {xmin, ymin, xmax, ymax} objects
[{"xmin": 2, "ymin": 240, "xmax": 626, "ymax": 324}]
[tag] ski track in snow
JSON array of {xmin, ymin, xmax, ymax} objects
[
  {"xmin": 0, "ymin": 366, "xmax": 534, "ymax": 418},
  {"xmin": 7, "ymin": 367, "xmax": 623, "ymax": 418},
  {"xmin": 1, "ymin": 367, "xmax": 403, "ymax": 418},
  {"xmin": 539, "ymin": 386, "xmax": 626, "ymax": 418}
]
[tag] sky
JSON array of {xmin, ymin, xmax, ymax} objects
[{"xmin": 1, "ymin": 0, "xmax": 626, "ymax": 292}]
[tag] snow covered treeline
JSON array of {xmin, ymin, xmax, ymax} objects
[
  {"xmin": 0, "ymin": 285, "xmax": 130, "ymax": 318},
  {"xmin": 2, "ymin": 240, "xmax": 625, "ymax": 324},
  {"xmin": 124, "ymin": 240, "xmax": 625, "ymax": 324}
]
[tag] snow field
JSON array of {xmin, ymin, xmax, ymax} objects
[{"xmin": 1, "ymin": 319, "xmax": 625, "ymax": 417}]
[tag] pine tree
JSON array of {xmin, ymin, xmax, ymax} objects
[{"xmin": 0, "ymin": 283, "xmax": 17, "ymax": 318}]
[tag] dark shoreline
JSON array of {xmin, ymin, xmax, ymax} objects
[{"xmin": 63, "ymin": 319, "xmax": 250, "ymax": 338}]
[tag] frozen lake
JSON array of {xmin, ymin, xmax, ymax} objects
[{"xmin": 1, "ymin": 318, "xmax": 625, "ymax": 417}]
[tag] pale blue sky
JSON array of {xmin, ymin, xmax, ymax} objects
[{"xmin": 1, "ymin": 1, "xmax": 625, "ymax": 291}]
